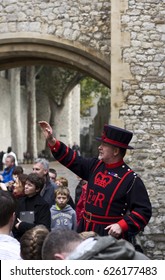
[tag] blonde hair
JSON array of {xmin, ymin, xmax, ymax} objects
[
  {"xmin": 56, "ymin": 176, "xmax": 68, "ymax": 187},
  {"xmin": 54, "ymin": 186, "xmax": 70, "ymax": 199},
  {"xmin": 20, "ymin": 225, "xmax": 49, "ymax": 260}
]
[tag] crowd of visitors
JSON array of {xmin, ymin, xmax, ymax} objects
[{"xmin": 0, "ymin": 122, "xmax": 152, "ymax": 260}]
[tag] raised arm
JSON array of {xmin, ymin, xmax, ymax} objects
[{"xmin": 38, "ymin": 121, "xmax": 56, "ymax": 146}]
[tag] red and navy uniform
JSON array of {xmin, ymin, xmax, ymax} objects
[{"xmin": 49, "ymin": 141, "xmax": 152, "ymax": 239}]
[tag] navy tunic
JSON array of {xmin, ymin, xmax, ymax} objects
[{"xmin": 49, "ymin": 141, "xmax": 152, "ymax": 239}]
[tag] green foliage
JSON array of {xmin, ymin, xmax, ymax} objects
[{"xmin": 80, "ymin": 77, "xmax": 109, "ymax": 116}]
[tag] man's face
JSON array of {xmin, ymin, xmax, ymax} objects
[
  {"xmin": 32, "ymin": 163, "xmax": 47, "ymax": 178},
  {"xmin": 49, "ymin": 172, "xmax": 57, "ymax": 183},
  {"xmin": 5, "ymin": 157, "xmax": 14, "ymax": 168},
  {"xmin": 98, "ymin": 142, "xmax": 118, "ymax": 164}
]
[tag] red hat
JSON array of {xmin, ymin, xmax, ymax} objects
[{"xmin": 96, "ymin": 124, "xmax": 134, "ymax": 149}]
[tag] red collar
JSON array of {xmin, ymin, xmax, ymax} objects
[{"xmin": 105, "ymin": 159, "xmax": 124, "ymax": 169}]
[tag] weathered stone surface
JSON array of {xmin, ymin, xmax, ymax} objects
[
  {"xmin": 121, "ymin": 0, "xmax": 165, "ymax": 260},
  {"xmin": 0, "ymin": 0, "xmax": 110, "ymax": 54}
]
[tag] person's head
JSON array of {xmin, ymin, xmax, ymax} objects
[
  {"xmin": 42, "ymin": 229, "xmax": 83, "ymax": 260},
  {"xmin": 98, "ymin": 142, "xmax": 125, "ymax": 163},
  {"xmin": 24, "ymin": 173, "xmax": 45, "ymax": 197},
  {"xmin": 7, "ymin": 146, "xmax": 12, "ymax": 153},
  {"xmin": 0, "ymin": 190, "xmax": 17, "ymax": 230},
  {"xmin": 49, "ymin": 168, "xmax": 57, "ymax": 183},
  {"xmin": 55, "ymin": 186, "xmax": 70, "ymax": 209},
  {"xmin": 55, "ymin": 178, "xmax": 63, "ymax": 187},
  {"xmin": 56, "ymin": 176, "xmax": 68, "ymax": 187},
  {"xmin": 12, "ymin": 165, "xmax": 24, "ymax": 181},
  {"xmin": 20, "ymin": 225, "xmax": 49, "ymax": 260},
  {"xmin": 96, "ymin": 124, "xmax": 133, "ymax": 164},
  {"xmin": 32, "ymin": 158, "xmax": 49, "ymax": 178},
  {"xmin": 13, "ymin": 173, "xmax": 28, "ymax": 197},
  {"xmin": 5, "ymin": 155, "xmax": 15, "ymax": 168}
]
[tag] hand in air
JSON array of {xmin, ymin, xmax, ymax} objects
[{"xmin": 38, "ymin": 121, "xmax": 56, "ymax": 145}]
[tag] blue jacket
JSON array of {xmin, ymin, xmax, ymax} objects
[{"xmin": 1, "ymin": 166, "xmax": 15, "ymax": 183}]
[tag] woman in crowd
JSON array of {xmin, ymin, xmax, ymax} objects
[{"xmin": 12, "ymin": 173, "xmax": 51, "ymax": 240}]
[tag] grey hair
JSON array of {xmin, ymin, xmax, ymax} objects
[
  {"xmin": 34, "ymin": 158, "xmax": 49, "ymax": 170},
  {"xmin": 6, "ymin": 155, "xmax": 15, "ymax": 163}
]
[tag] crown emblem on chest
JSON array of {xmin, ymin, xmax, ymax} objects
[{"xmin": 94, "ymin": 172, "xmax": 113, "ymax": 188}]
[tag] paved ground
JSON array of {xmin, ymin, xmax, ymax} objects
[{"xmin": 22, "ymin": 161, "xmax": 80, "ymax": 201}]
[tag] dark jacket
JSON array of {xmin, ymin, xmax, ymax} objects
[
  {"xmin": 40, "ymin": 175, "xmax": 57, "ymax": 208},
  {"xmin": 12, "ymin": 194, "xmax": 51, "ymax": 240}
]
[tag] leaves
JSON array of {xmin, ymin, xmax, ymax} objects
[{"xmin": 80, "ymin": 76, "xmax": 109, "ymax": 116}]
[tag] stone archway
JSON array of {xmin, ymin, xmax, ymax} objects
[
  {"xmin": 0, "ymin": 33, "xmax": 110, "ymax": 87},
  {"xmin": 0, "ymin": 33, "xmax": 110, "ymax": 162}
]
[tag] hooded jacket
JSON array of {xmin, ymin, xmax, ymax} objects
[
  {"xmin": 67, "ymin": 235, "xmax": 149, "ymax": 260},
  {"xmin": 50, "ymin": 204, "xmax": 77, "ymax": 231}
]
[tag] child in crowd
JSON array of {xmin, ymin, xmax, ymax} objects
[
  {"xmin": 49, "ymin": 168, "xmax": 57, "ymax": 184},
  {"xmin": 12, "ymin": 173, "xmax": 51, "ymax": 240},
  {"xmin": 50, "ymin": 186, "xmax": 77, "ymax": 231},
  {"xmin": 55, "ymin": 176, "xmax": 75, "ymax": 209}
]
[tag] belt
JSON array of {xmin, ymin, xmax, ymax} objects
[{"xmin": 83, "ymin": 211, "xmax": 123, "ymax": 224}]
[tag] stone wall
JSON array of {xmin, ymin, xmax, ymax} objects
[
  {"xmin": 119, "ymin": 0, "xmax": 165, "ymax": 259},
  {"xmin": 0, "ymin": 0, "xmax": 110, "ymax": 56}
]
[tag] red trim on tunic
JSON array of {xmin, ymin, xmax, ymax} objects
[
  {"xmin": 85, "ymin": 221, "xmax": 89, "ymax": 231},
  {"xmin": 117, "ymin": 219, "xmax": 129, "ymax": 232},
  {"xmin": 93, "ymin": 160, "xmax": 103, "ymax": 173},
  {"xmin": 105, "ymin": 160, "xmax": 124, "ymax": 169},
  {"xmin": 92, "ymin": 223, "xmax": 96, "ymax": 231},
  {"xmin": 66, "ymin": 151, "xmax": 76, "ymax": 168},
  {"xmin": 102, "ymin": 137, "xmax": 129, "ymax": 148},
  {"xmin": 48, "ymin": 140, "xmax": 61, "ymax": 151},
  {"xmin": 132, "ymin": 211, "xmax": 147, "ymax": 225},
  {"xmin": 84, "ymin": 210, "xmax": 122, "ymax": 220},
  {"xmin": 58, "ymin": 146, "xmax": 69, "ymax": 162},
  {"xmin": 127, "ymin": 215, "xmax": 141, "ymax": 230},
  {"xmin": 83, "ymin": 212, "xmax": 123, "ymax": 224},
  {"xmin": 105, "ymin": 170, "xmax": 133, "ymax": 216},
  {"xmin": 83, "ymin": 220, "xmax": 117, "ymax": 225}
]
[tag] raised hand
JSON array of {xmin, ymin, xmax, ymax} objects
[{"xmin": 38, "ymin": 121, "xmax": 56, "ymax": 146}]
